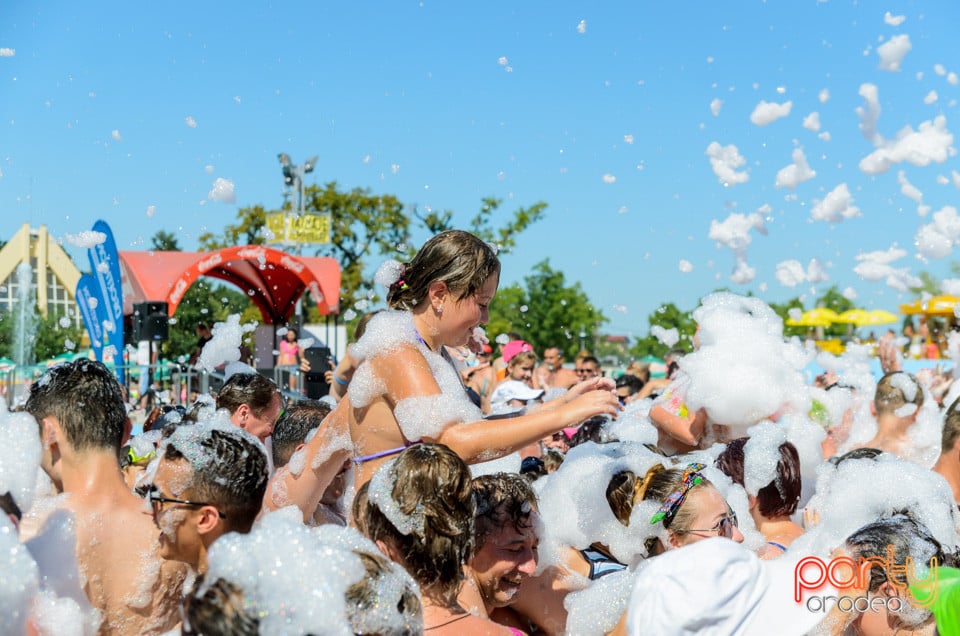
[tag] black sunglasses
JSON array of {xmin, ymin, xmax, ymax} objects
[{"xmin": 147, "ymin": 485, "xmax": 226, "ymax": 519}]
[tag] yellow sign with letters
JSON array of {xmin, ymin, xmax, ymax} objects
[{"xmin": 266, "ymin": 213, "xmax": 331, "ymax": 245}]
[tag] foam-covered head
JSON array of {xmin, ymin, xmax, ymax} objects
[
  {"xmin": 363, "ymin": 443, "xmax": 474, "ymax": 606},
  {"xmin": 188, "ymin": 512, "xmax": 404, "ymax": 635},
  {"xmin": 161, "ymin": 421, "xmax": 269, "ymax": 533}
]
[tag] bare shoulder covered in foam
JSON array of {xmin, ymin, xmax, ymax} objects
[
  {"xmin": 349, "ymin": 310, "xmax": 420, "ymax": 364},
  {"xmin": 348, "ymin": 309, "xmax": 482, "ymax": 440}
]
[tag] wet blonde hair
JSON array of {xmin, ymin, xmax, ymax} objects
[{"xmin": 874, "ymin": 371, "xmax": 924, "ymax": 416}]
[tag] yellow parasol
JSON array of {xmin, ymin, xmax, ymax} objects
[
  {"xmin": 899, "ymin": 294, "xmax": 960, "ymax": 316},
  {"xmin": 785, "ymin": 307, "xmax": 840, "ymax": 328},
  {"xmin": 835, "ymin": 308, "xmax": 899, "ymax": 327}
]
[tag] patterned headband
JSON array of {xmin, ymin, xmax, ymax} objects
[{"xmin": 650, "ymin": 462, "xmax": 706, "ymax": 526}]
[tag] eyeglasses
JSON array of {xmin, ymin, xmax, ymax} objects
[
  {"xmin": 147, "ymin": 485, "xmax": 226, "ymax": 519},
  {"xmin": 575, "ymin": 368, "xmax": 597, "ymax": 375},
  {"xmin": 686, "ymin": 509, "xmax": 738, "ymax": 538}
]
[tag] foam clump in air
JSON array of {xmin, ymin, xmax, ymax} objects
[
  {"xmin": 683, "ymin": 292, "xmax": 813, "ymax": 432},
  {"xmin": 196, "ymin": 314, "xmax": 257, "ymax": 372},
  {"xmin": 374, "ymin": 259, "xmax": 404, "ymax": 289}
]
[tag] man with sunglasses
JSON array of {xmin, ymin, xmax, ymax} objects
[{"xmin": 147, "ymin": 422, "xmax": 269, "ymax": 574}]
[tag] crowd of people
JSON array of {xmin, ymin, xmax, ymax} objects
[{"xmin": 2, "ymin": 229, "xmax": 960, "ymax": 635}]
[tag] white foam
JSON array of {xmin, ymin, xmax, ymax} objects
[
  {"xmin": 533, "ymin": 442, "xmax": 665, "ymax": 571},
  {"xmin": 889, "ymin": 371, "xmax": 919, "ymax": 402},
  {"xmin": 0, "ymin": 401, "xmax": 42, "ymax": 513},
  {"xmin": 0, "ymin": 518, "xmax": 39, "ymax": 635},
  {"xmin": 196, "ymin": 314, "xmax": 257, "ymax": 372},
  {"xmin": 743, "ymin": 420, "xmax": 787, "ymax": 496},
  {"xmin": 798, "ymin": 453, "xmax": 960, "ymax": 557},
  {"xmin": 564, "ymin": 568, "xmax": 636, "ymax": 636},
  {"xmin": 683, "ymin": 293, "xmax": 813, "ymax": 431},
  {"xmin": 201, "ymin": 511, "xmax": 365, "ymax": 635}
]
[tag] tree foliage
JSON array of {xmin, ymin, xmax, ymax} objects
[
  {"xmin": 0, "ymin": 304, "xmax": 85, "ymax": 364},
  {"xmin": 486, "ymin": 260, "xmax": 605, "ymax": 360},
  {"xmin": 629, "ymin": 303, "xmax": 696, "ymax": 360},
  {"xmin": 151, "ymin": 230, "xmax": 182, "ymax": 252},
  {"xmin": 415, "ymin": 196, "xmax": 547, "ymax": 254}
]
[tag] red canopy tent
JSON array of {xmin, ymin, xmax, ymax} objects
[{"xmin": 119, "ymin": 246, "xmax": 340, "ymax": 323}]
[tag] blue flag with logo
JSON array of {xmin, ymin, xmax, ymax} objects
[
  {"xmin": 86, "ymin": 220, "xmax": 125, "ymax": 382},
  {"xmin": 75, "ymin": 273, "xmax": 106, "ymax": 362}
]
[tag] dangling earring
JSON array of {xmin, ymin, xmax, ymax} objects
[{"xmin": 437, "ymin": 304, "xmax": 444, "ymax": 315}]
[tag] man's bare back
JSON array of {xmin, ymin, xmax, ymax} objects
[{"xmin": 64, "ymin": 487, "xmax": 187, "ymax": 635}]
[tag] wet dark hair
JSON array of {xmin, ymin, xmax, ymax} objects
[
  {"xmin": 943, "ymin": 397, "xmax": 960, "ymax": 453},
  {"xmin": 0, "ymin": 491, "xmax": 22, "ymax": 522},
  {"xmin": 569, "ymin": 416, "xmax": 613, "ymax": 448},
  {"xmin": 828, "ymin": 446, "xmax": 884, "ymax": 466},
  {"xmin": 716, "ymin": 437, "xmax": 802, "ymax": 518},
  {"xmin": 472, "ymin": 473, "xmax": 538, "ymax": 549},
  {"xmin": 216, "ymin": 372, "xmax": 280, "ymax": 418},
  {"xmin": 520, "ymin": 456, "xmax": 548, "ymax": 482},
  {"xmin": 163, "ymin": 428, "xmax": 269, "ymax": 533},
  {"xmin": 845, "ymin": 515, "xmax": 946, "ymax": 594},
  {"xmin": 363, "ymin": 443, "xmax": 475, "ymax": 606},
  {"xmin": 182, "ymin": 575, "xmax": 258, "ymax": 636},
  {"xmin": 271, "ymin": 400, "xmax": 332, "ymax": 468},
  {"xmin": 616, "ymin": 374, "xmax": 644, "ymax": 395},
  {"xmin": 386, "ymin": 230, "xmax": 500, "ymax": 311},
  {"xmin": 24, "ymin": 359, "xmax": 127, "ymax": 452}
]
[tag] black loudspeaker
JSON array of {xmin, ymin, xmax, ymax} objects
[
  {"xmin": 132, "ymin": 301, "xmax": 169, "ymax": 342},
  {"xmin": 303, "ymin": 346, "xmax": 331, "ymax": 399}
]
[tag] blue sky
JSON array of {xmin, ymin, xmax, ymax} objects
[{"xmin": 2, "ymin": 1, "xmax": 960, "ymax": 339}]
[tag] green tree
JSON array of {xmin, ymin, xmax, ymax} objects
[
  {"xmin": 415, "ymin": 196, "xmax": 547, "ymax": 254},
  {"xmin": 34, "ymin": 310, "xmax": 86, "ymax": 362},
  {"xmin": 769, "ymin": 296, "xmax": 806, "ymax": 338},
  {"xmin": 486, "ymin": 260, "xmax": 605, "ymax": 360},
  {"xmin": 197, "ymin": 204, "xmax": 271, "ymax": 250},
  {"xmin": 151, "ymin": 230, "xmax": 182, "ymax": 252},
  {"xmin": 629, "ymin": 303, "xmax": 697, "ymax": 360}
]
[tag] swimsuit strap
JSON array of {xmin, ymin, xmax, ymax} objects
[
  {"xmin": 767, "ymin": 541, "xmax": 788, "ymax": 552},
  {"xmin": 352, "ymin": 442, "xmax": 419, "ymax": 465}
]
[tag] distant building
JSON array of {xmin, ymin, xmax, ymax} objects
[{"xmin": 0, "ymin": 223, "xmax": 82, "ymax": 324}]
